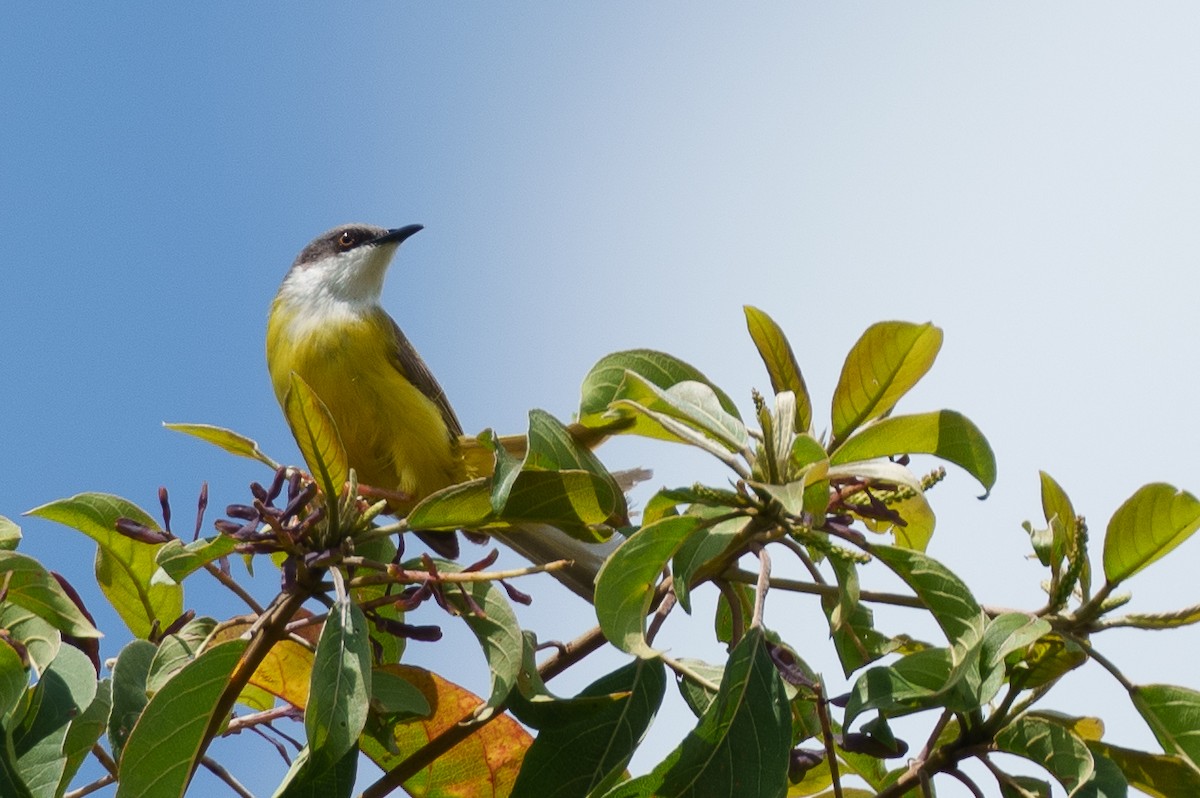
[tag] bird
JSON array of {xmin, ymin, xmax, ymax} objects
[{"xmin": 266, "ymin": 223, "xmax": 621, "ymax": 599}]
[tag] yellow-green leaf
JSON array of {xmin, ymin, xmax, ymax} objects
[
  {"xmin": 162, "ymin": 422, "xmax": 279, "ymax": 468},
  {"xmin": 830, "ymin": 410, "xmax": 995, "ymax": 496},
  {"xmin": 744, "ymin": 305, "xmax": 813, "ymax": 433},
  {"xmin": 830, "ymin": 322, "xmax": 943, "ymax": 448},
  {"xmin": 27, "ymin": 494, "xmax": 182, "ymax": 640},
  {"xmin": 1102, "ymin": 483, "xmax": 1200, "ymax": 584},
  {"xmin": 283, "ymin": 372, "xmax": 349, "ymax": 505},
  {"xmin": 578, "ymin": 349, "xmax": 740, "ymax": 425}
]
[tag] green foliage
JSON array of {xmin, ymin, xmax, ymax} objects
[{"xmin": 12, "ymin": 309, "xmax": 1200, "ymax": 797}]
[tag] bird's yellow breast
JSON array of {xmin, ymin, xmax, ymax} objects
[{"xmin": 266, "ymin": 300, "xmax": 463, "ymax": 511}]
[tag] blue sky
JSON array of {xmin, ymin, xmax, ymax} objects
[{"xmin": 5, "ymin": 5, "xmax": 1200, "ymax": 795}]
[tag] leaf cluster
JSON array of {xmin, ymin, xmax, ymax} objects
[{"xmin": 4, "ymin": 309, "xmax": 1200, "ymax": 797}]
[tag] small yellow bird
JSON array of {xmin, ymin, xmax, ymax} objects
[{"xmin": 266, "ymin": 223, "xmax": 615, "ymax": 597}]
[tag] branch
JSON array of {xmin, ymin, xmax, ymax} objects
[
  {"xmin": 196, "ymin": 585, "xmax": 314, "ymax": 779},
  {"xmin": 204, "ymin": 561, "xmax": 265, "ymax": 614},
  {"xmin": 345, "ymin": 559, "xmax": 570, "ymax": 590},
  {"xmin": 63, "ymin": 775, "xmax": 116, "ymax": 798},
  {"xmin": 723, "ymin": 567, "xmax": 925, "ymax": 609},
  {"xmin": 201, "ymin": 756, "xmax": 255, "ymax": 798}
]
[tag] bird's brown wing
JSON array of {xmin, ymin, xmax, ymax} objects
[{"xmin": 385, "ymin": 314, "xmax": 464, "ymax": 438}]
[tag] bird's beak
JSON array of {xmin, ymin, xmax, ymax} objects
[{"xmin": 373, "ymin": 224, "xmax": 424, "ymax": 246}]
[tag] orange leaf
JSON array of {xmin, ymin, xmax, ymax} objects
[
  {"xmin": 362, "ymin": 665, "xmax": 532, "ymax": 798},
  {"xmin": 210, "ymin": 611, "xmax": 322, "ymax": 709}
]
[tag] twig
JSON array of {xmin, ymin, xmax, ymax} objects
[
  {"xmin": 645, "ymin": 585, "xmax": 677, "ymax": 646},
  {"xmin": 1072, "ymin": 636, "xmax": 1136, "ymax": 692},
  {"xmin": 537, "ymin": 624, "xmax": 608, "ymax": 682},
  {"xmin": 778, "ymin": 536, "xmax": 826, "ymax": 584},
  {"xmin": 661, "ymin": 654, "xmax": 721, "ymax": 693},
  {"xmin": 201, "ymin": 756, "xmax": 255, "ymax": 798},
  {"xmin": 946, "ymin": 766, "xmax": 985, "ymax": 798},
  {"xmin": 196, "ymin": 586, "xmax": 313, "ymax": 783},
  {"xmin": 751, "ymin": 547, "xmax": 771, "ymax": 629},
  {"xmin": 723, "ymin": 568, "xmax": 925, "ymax": 609},
  {"xmin": 224, "ymin": 705, "xmax": 301, "ymax": 736},
  {"xmin": 90, "ymin": 743, "xmax": 118, "ymax": 776},
  {"xmin": 813, "ymin": 681, "xmax": 843, "ymax": 798},
  {"xmin": 359, "ymin": 710, "xmax": 497, "ymax": 798},
  {"xmin": 204, "ymin": 562, "xmax": 266, "ymax": 614},
  {"xmin": 63, "ymin": 775, "xmax": 116, "ymax": 798},
  {"xmin": 346, "ymin": 559, "xmax": 570, "ymax": 590}
]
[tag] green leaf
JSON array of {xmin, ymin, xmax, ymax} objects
[
  {"xmin": 0, "ymin": 638, "xmax": 28, "ymax": 722},
  {"xmin": 674, "ymin": 659, "xmax": 725, "ymax": 718},
  {"xmin": 9, "ymin": 644, "xmax": 96, "ymax": 798},
  {"xmin": 820, "ymin": 587, "xmax": 903, "ymax": 677},
  {"xmin": 26, "ymin": 493, "xmax": 183, "ymax": 640},
  {"xmin": 1073, "ymin": 749, "xmax": 1131, "ymax": 798},
  {"xmin": 370, "ymin": 669, "xmax": 430, "ymax": 719},
  {"xmin": 672, "ymin": 514, "xmax": 747, "ymax": 613},
  {"xmin": 407, "ymin": 479, "xmax": 494, "ymax": 530},
  {"xmin": 1020, "ymin": 633, "xmax": 1088, "ymax": 689},
  {"xmin": 352, "ymin": 536, "xmax": 405, "ymax": 666},
  {"xmin": 743, "ymin": 305, "xmax": 812, "ymax": 433},
  {"xmin": 0, "ymin": 605, "xmax": 59, "ymax": 678},
  {"xmin": 509, "ymin": 409, "xmax": 626, "ymax": 524},
  {"xmin": 579, "ymin": 349, "xmax": 740, "ymax": 425},
  {"xmin": 163, "ymin": 422, "xmax": 280, "ymax": 468},
  {"xmin": 428, "ymin": 559, "xmax": 523, "ymax": 719},
  {"xmin": 413, "ymin": 410, "xmax": 627, "ymax": 538},
  {"xmin": 1039, "ymin": 471, "xmax": 1076, "ymax": 571},
  {"xmin": 1102, "ymin": 483, "xmax": 1200, "ymax": 584},
  {"xmin": 1088, "ymin": 740, "xmax": 1200, "ymax": 797},
  {"xmin": 306, "ymin": 593, "xmax": 371, "ymax": 771},
  {"xmin": 58, "ymin": 678, "xmax": 111, "ymax": 797},
  {"xmin": 996, "ymin": 714, "xmax": 1095, "ymax": 796},
  {"xmin": 964, "ymin": 613, "xmax": 1051, "ymax": 709},
  {"xmin": 830, "ymin": 321, "xmax": 943, "ymax": 448},
  {"xmin": 610, "ymin": 372, "xmax": 749, "ymax": 453},
  {"xmin": 0, "ymin": 517, "xmax": 21, "ymax": 551},
  {"xmin": 512, "ymin": 658, "xmax": 666, "ymax": 798},
  {"xmin": 844, "ymin": 647, "xmax": 954, "ymax": 727},
  {"xmin": 283, "ymin": 371, "xmax": 349, "ymax": 510},
  {"xmin": 981, "ymin": 614, "xmax": 1052, "ymax": 673},
  {"xmin": 116, "ymin": 639, "xmax": 248, "ymax": 798},
  {"xmin": 108, "ymin": 640, "xmax": 157, "ymax": 762},
  {"xmin": 273, "ymin": 743, "xmax": 359, "ymax": 798},
  {"xmin": 595, "ymin": 516, "xmax": 702, "ymax": 658},
  {"xmin": 0, "ymin": 552, "xmax": 100, "ymax": 639},
  {"xmin": 830, "ymin": 410, "xmax": 996, "ymax": 496},
  {"xmin": 146, "ymin": 617, "xmax": 218, "ymax": 694},
  {"xmin": 599, "ymin": 627, "xmax": 789, "ymax": 798},
  {"xmin": 154, "ymin": 535, "xmax": 238, "ymax": 582},
  {"xmin": 1131, "ymin": 683, "xmax": 1200, "ymax": 771},
  {"xmin": 869, "ymin": 545, "xmax": 986, "ymax": 666}
]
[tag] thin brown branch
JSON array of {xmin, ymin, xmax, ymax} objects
[
  {"xmin": 537, "ymin": 624, "xmax": 608, "ymax": 682},
  {"xmin": 195, "ymin": 585, "xmax": 313, "ymax": 784},
  {"xmin": 813, "ymin": 682, "xmax": 843, "ymax": 798},
  {"xmin": 201, "ymin": 756, "xmax": 255, "ymax": 798},
  {"xmin": 346, "ymin": 559, "xmax": 570, "ymax": 590},
  {"xmin": 224, "ymin": 705, "xmax": 301, "ymax": 736},
  {"xmin": 723, "ymin": 567, "xmax": 925, "ymax": 609},
  {"xmin": 204, "ymin": 562, "xmax": 265, "ymax": 614},
  {"xmin": 63, "ymin": 774, "xmax": 116, "ymax": 798}
]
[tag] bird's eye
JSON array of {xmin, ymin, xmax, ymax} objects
[{"xmin": 338, "ymin": 231, "xmax": 356, "ymax": 249}]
